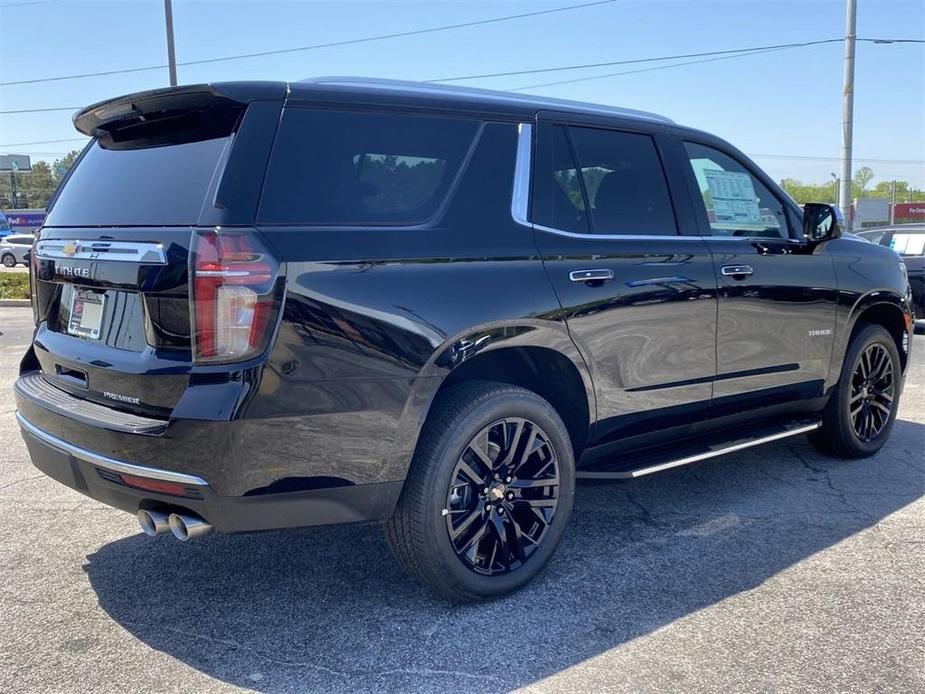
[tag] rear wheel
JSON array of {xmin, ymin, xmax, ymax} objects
[
  {"xmin": 1, "ymin": 253, "xmax": 15, "ymax": 268},
  {"xmin": 385, "ymin": 381, "xmax": 575, "ymax": 601},
  {"xmin": 811, "ymin": 323, "xmax": 902, "ymax": 458}
]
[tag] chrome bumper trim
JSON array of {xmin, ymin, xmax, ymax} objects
[{"xmin": 16, "ymin": 411, "xmax": 209, "ymax": 487}]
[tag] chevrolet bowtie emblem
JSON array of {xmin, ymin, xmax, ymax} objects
[{"xmin": 62, "ymin": 242, "xmax": 79, "ymax": 257}]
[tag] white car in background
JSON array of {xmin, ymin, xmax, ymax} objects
[{"xmin": 0, "ymin": 234, "xmax": 33, "ymax": 267}]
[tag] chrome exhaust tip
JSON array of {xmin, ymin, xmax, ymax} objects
[
  {"xmin": 137, "ymin": 509, "xmax": 170, "ymax": 536},
  {"xmin": 168, "ymin": 512, "xmax": 213, "ymax": 541}
]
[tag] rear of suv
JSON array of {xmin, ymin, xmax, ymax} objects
[{"xmin": 16, "ymin": 79, "xmax": 913, "ymax": 601}]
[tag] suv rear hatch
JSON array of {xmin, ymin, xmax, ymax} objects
[{"xmin": 28, "ymin": 83, "xmax": 286, "ymax": 418}]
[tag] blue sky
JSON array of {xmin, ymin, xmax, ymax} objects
[{"xmin": 1, "ymin": 0, "xmax": 923, "ymax": 187}]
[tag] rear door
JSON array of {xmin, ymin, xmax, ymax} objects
[
  {"xmin": 530, "ymin": 115, "xmax": 717, "ymax": 441},
  {"xmin": 30, "ymin": 90, "xmax": 283, "ymax": 417},
  {"xmin": 679, "ymin": 139, "xmax": 838, "ymax": 406}
]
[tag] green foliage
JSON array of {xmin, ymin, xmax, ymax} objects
[
  {"xmin": 0, "ymin": 273, "xmax": 30, "ymax": 300},
  {"xmin": 0, "ymin": 149, "xmax": 81, "ymax": 209},
  {"xmin": 781, "ymin": 167, "xmax": 924, "ymax": 205}
]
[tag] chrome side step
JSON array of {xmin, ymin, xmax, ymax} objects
[{"xmin": 576, "ymin": 420, "xmax": 821, "ymax": 480}]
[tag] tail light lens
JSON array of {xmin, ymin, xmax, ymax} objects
[
  {"xmin": 190, "ymin": 229, "xmax": 280, "ymax": 363},
  {"xmin": 30, "ymin": 234, "xmax": 40, "ymax": 325}
]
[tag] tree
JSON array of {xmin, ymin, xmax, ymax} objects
[
  {"xmin": 0, "ymin": 149, "xmax": 81, "ymax": 209},
  {"xmin": 854, "ymin": 166, "xmax": 875, "ymax": 194}
]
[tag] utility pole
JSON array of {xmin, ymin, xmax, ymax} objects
[
  {"xmin": 890, "ymin": 180, "xmax": 896, "ymax": 224},
  {"xmin": 164, "ymin": 0, "xmax": 178, "ymax": 87},
  {"xmin": 9, "ymin": 172, "xmax": 17, "ymax": 209},
  {"xmin": 839, "ymin": 0, "xmax": 857, "ymax": 229}
]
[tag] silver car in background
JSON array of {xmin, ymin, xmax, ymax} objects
[{"xmin": 0, "ymin": 234, "xmax": 33, "ymax": 267}]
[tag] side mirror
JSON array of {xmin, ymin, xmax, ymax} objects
[
  {"xmin": 802, "ymin": 203, "xmax": 843, "ymax": 242},
  {"xmin": 23, "ymin": 251, "xmax": 31, "ymax": 263}
]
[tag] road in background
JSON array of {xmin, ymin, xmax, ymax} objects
[{"xmin": 0, "ymin": 306, "xmax": 922, "ymax": 693}]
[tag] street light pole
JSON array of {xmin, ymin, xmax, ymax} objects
[
  {"xmin": 839, "ymin": 0, "xmax": 857, "ymax": 229},
  {"xmin": 164, "ymin": 0, "xmax": 178, "ymax": 87}
]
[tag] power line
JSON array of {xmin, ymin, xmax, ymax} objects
[
  {"xmin": 429, "ymin": 37, "xmax": 921, "ymax": 83},
  {"xmin": 0, "ymin": 0, "xmax": 619, "ymax": 87},
  {"xmin": 749, "ymin": 153, "xmax": 924, "ymax": 164},
  {"xmin": 0, "ymin": 0, "xmax": 60, "ymax": 8},
  {"xmin": 0, "ymin": 106, "xmax": 80, "ymax": 114},
  {"xmin": 510, "ymin": 44, "xmax": 799, "ymax": 90},
  {"xmin": 5, "ymin": 34, "xmax": 920, "ymax": 116},
  {"xmin": 0, "ymin": 137, "xmax": 87, "ymax": 147}
]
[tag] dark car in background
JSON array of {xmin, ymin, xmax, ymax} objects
[
  {"xmin": 14, "ymin": 79, "xmax": 914, "ymax": 600},
  {"xmin": 858, "ymin": 224, "xmax": 924, "ymax": 326}
]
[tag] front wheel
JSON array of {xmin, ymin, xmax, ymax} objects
[
  {"xmin": 385, "ymin": 381, "xmax": 575, "ymax": 601},
  {"xmin": 1, "ymin": 254, "xmax": 15, "ymax": 268},
  {"xmin": 811, "ymin": 323, "xmax": 902, "ymax": 458}
]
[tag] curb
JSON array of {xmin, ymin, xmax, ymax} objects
[{"xmin": 0, "ymin": 299, "xmax": 31, "ymax": 307}]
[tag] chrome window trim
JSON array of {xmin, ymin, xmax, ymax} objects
[
  {"xmin": 510, "ymin": 121, "xmax": 806, "ymax": 245},
  {"xmin": 16, "ymin": 412, "xmax": 210, "ymax": 487},
  {"xmin": 36, "ymin": 240, "xmax": 167, "ymax": 264},
  {"xmin": 511, "ymin": 122, "xmax": 533, "ymax": 227}
]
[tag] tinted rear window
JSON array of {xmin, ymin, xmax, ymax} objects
[
  {"xmin": 45, "ymin": 133, "xmax": 230, "ymax": 227},
  {"xmin": 258, "ymin": 109, "xmax": 479, "ymax": 225}
]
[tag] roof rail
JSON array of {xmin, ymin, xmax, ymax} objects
[{"xmin": 297, "ymin": 76, "xmax": 674, "ymax": 124}]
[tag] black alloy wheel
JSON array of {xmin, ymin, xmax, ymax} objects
[
  {"xmin": 384, "ymin": 381, "xmax": 575, "ymax": 601},
  {"xmin": 849, "ymin": 343, "xmax": 895, "ymax": 442},
  {"xmin": 445, "ymin": 417, "xmax": 559, "ymax": 576},
  {"xmin": 810, "ymin": 323, "xmax": 902, "ymax": 458}
]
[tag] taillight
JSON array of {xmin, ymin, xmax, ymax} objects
[
  {"xmin": 190, "ymin": 229, "xmax": 280, "ymax": 363},
  {"xmin": 30, "ymin": 234, "xmax": 40, "ymax": 325}
]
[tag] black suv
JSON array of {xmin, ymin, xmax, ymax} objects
[{"xmin": 16, "ymin": 79, "xmax": 914, "ymax": 600}]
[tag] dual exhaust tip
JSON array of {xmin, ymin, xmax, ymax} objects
[{"xmin": 138, "ymin": 509, "xmax": 212, "ymax": 541}]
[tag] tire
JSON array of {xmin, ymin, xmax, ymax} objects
[
  {"xmin": 810, "ymin": 323, "xmax": 902, "ymax": 458},
  {"xmin": 384, "ymin": 381, "xmax": 575, "ymax": 601},
  {"xmin": 1, "ymin": 254, "xmax": 15, "ymax": 268}
]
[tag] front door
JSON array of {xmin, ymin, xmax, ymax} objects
[
  {"xmin": 680, "ymin": 139, "xmax": 837, "ymax": 406},
  {"xmin": 529, "ymin": 118, "xmax": 718, "ymax": 441}
]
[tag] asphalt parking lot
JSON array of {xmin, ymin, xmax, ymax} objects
[{"xmin": 0, "ymin": 305, "xmax": 922, "ymax": 693}]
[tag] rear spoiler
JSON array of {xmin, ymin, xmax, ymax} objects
[{"xmin": 73, "ymin": 82, "xmax": 288, "ymax": 137}]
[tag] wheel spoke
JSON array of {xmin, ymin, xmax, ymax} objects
[
  {"xmin": 456, "ymin": 458, "xmax": 485, "ymax": 487},
  {"xmin": 509, "ymin": 476, "xmax": 558, "ymax": 490},
  {"xmin": 449, "ymin": 506, "xmax": 485, "ymax": 541},
  {"xmin": 498, "ymin": 420, "xmax": 526, "ymax": 469},
  {"xmin": 488, "ymin": 511, "xmax": 513, "ymax": 569}
]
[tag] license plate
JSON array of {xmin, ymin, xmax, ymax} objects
[{"xmin": 67, "ymin": 289, "xmax": 106, "ymax": 339}]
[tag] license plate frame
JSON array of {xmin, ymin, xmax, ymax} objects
[{"xmin": 66, "ymin": 288, "xmax": 106, "ymax": 340}]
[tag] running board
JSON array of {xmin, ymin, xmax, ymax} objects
[{"xmin": 576, "ymin": 419, "xmax": 821, "ymax": 480}]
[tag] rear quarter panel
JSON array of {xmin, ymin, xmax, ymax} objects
[{"xmin": 244, "ymin": 122, "xmax": 576, "ymax": 486}]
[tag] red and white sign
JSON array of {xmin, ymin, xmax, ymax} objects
[{"xmin": 893, "ymin": 203, "xmax": 925, "ymax": 223}]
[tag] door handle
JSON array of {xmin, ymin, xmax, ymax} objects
[
  {"xmin": 720, "ymin": 265, "xmax": 754, "ymax": 278},
  {"xmin": 569, "ymin": 269, "xmax": 614, "ymax": 285}
]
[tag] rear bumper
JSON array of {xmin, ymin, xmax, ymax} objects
[
  {"xmin": 18, "ymin": 411, "xmax": 401, "ymax": 533},
  {"xmin": 14, "ymin": 368, "xmax": 405, "ymax": 533}
]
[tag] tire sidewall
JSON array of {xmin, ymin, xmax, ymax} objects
[
  {"xmin": 834, "ymin": 324, "xmax": 902, "ymax": 455},
  {"xmin": 421, "ymin": 388, "xmax": 575, "ymax": 598},
  {"xmin": 1, "ymin": 254, "xmax": 15, "ymax": 267}
]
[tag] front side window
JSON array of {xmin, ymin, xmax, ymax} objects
[
  {"xmin": 532, "ymin": 123, "xmax": 677, "ymax": 236},
  {"xmin": 684, "ymin": 141, "xmax": 789, "ymax": 239},
  {"xmin": 258, "ymin": 110, "xmax": 479, "ymax": 225}
]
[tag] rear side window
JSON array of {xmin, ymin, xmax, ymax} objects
[
  {"xmin": 532, "ymin": 123, "xmax": 677, "ymax": 236},
  {"xmin": 258, "ymin": 110, "xmax": 479, "ymax": 226},
  {"xmin": 45, "ymin": 116, "xmax": 235, "ymax": 227}
]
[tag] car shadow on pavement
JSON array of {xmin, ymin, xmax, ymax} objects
[{"xmin": 84, "ymin": 421, "xmax": 925, "ymax": 692}]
